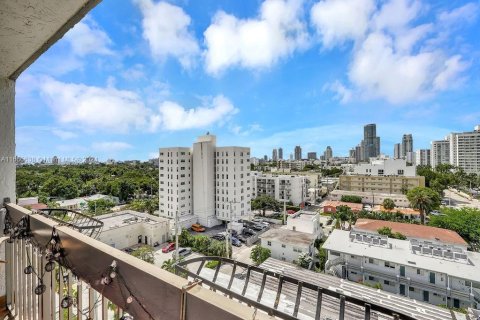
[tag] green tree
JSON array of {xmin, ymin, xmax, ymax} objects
[
  {"xmin": 429, "ymin": 207, "xmax": 480, "ymax": 251},
  {"xmin": 382, "ymin": 198, "xmax": 395, "ymax": 210},
  {"xmin": 87, "ymin": 199, "xmax": 114, "ymax": 215},
  {"xmin": 406, "ymin": 187, "xmax": 441, "ymax": 224},
  {"xmin": 131, "ymin": 245, "xmax": 155, "ymax": 264},
  {"xmin": 294, "ymin": 252, "xmax": 312, "ymax": 269},
  {"xmin": 251, "ymin": 195, "xmax": 281, "ymax": 216},
  {"xmin": 333, "ymin": 205, "xmax": 353, "ymax": 230},
  {"xmin": 127, "ymin": 198, "xmax": 159, "ymax": 215},
  {"xmin": 161, "ymin": 259, "xmax": 176, "ymax": 273},
  {"xmin": 340, "ymin": 195, "xmax": 362, "ymax": 203},
  {"xmin": 250, "ymin": 245, "xmax": 271, "ymax": 265}
]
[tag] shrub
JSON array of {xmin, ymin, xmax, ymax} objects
[
  {"xmin": 341, "ymin": 195, "xmax": 362, "ymax": 203},
  {"xmin": 205, "ymin": 260, "xmax": 219, "ymax": 269}
]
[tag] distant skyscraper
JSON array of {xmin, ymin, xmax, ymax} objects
[
  {"xmin": 402, "ymin": 134, "xmax": 413, "ymax": 163},
  {"xmin": 324, "ymin": 146, "xmax": 333, "ymax": 162},
  {"xmin": 294, "ymin": 146, "xmax": 302, "ymax": 160},
  {"xmin": 272, "ymin": 149, "xmax": 278, "ymax": 161},
  {"xmin": 264, "ymin": 155, "xmax": 268, "ymax": 161},
  {"xmin": 355, "ymin": 145, "xmax": 362, "ymax": 163},
  {"xmin": 361, "ymin": 124, "xmax": 380, "ymax": 161},
  {"xmin": 349, "ymin": 148, "xmax": 356, "ymax": 163},
  {"xmin": 307, "ymin": 152, "xmax": 317, "ymax": 160},
  {"xmin": 394, "ymin": 143, "xmax": 401, "ymax": 159},
  {"xmin": 289, "ymin": 153, "xmax": 293, "ymax": 160},
  {"xmin": 52, "ymin": 156, "xmax": 59, "ymax": 165},
  {"xmin": 278, "ymin": 148, "xmax": 283, "ymax": 160},
  {"xmin": 447, "ymin": 126, "xmax": 480, "ymax": 173}
]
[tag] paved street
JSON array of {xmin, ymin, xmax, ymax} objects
[{"xmin": 443, "ymin": 189, "xmax": 480, "ymax": 209}]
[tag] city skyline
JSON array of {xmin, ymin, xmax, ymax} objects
[{"xmin": 14, "ymin": 0, "xmax": 480, "ymax": 160}]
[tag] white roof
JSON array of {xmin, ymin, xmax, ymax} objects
[
  {"xmin": 323, "ymin": 230, "xmax": 480, "ymax": 282},
  {"xmin": 97, "ymin": 210, "xmax": 169, "ymax": 231}
]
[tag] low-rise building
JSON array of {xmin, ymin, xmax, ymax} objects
[
  {"xmin": 284, "ymin": 211, "xmax": 323, "ymax": 238},
  {"xmin": 339, "ymin": 174, "xmax": 425, "ymax": 194},
  {"xmin": 322, "ymin": 226, "xmax": 479, "ymax": 309},
  {"xmin": 329, "ymin": 190, "xmax": 410, "ymax": 207},
  {"xmin": 56, "ymin": 194, "xmax": 120, "ymax": 211},
  {"xmin": 96, "ymin": 210, "xmax": 170, "ymax": 249},
  {"xmin": 349, "ymin": 158, "xmax": 416, "ymax": 177},
  {"xmin": 322, "ymin": 200, "xmax": 363, "ymax": 214},
  {"xmin": 259, "ymin": 228, "xmax": 316, "ymax": 263},
  {"xmin": 252, "ymin": 173, "xmax": 307, "ymax": 205}
]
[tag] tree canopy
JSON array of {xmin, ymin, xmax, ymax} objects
[
  {"xmin": 382, "ymin": 198, "xmax": 395, "ymax": 210},
  {"xmin": 16, "ymin": 162, "xmax": 158, "ymax": 204},
  {"xmin": 250, "ymin": 245, "xmax": 271, "ymax": 265},
  {"xmin": 131, "ymin": 245, "xmax": 155, "ymax": 264},
  {"xmin": 406, "ymin": 187, "xmax": 441, "ymax": 224},
  {"xmin": 429, "ymin": 207, "xmax": 480, "ymax": 251},
  {"xmin": 251, "ymin": 195, "xmax": 281, "ymax": 216}
]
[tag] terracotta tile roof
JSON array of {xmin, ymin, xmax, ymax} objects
[
  {"xmin": 374, "ymin": 205, "xmax": 421, "ymax": 215},
  {"xmin": 322, "ymin": 201, "xmax": 363, "ymax": 211},
  {"xmin": 22, "ymin": 203, "xmax": 48, "ymax": 210},
  {"xmin": 354, "ymin": 219, "xmax": 467, "ymax": 245}
]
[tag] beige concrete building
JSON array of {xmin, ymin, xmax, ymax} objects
[{"xmin": 339, "ymin": 175, "xmax": 425, "ymax": 194}]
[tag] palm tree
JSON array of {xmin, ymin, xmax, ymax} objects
[
  {"xmin": 406, "ymin": 187, "xmax": 441, "ymax": 224},
  {"xmin": 161, "ymin": 259, "xmax": 176, "ymax": 273}
]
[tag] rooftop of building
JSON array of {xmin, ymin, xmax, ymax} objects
[
  {"xmin": 373, "ymin": 205, "xmax": 421, "ymax": 215},
  {"xmin": 322, "ymin": 200, "xmax": 363, "ymax": 211},
  {"xmin": 330, "ymin": 189, "xmax": 407, "ymax": 198},
  {"xmin": 354, "ymin": 219, "xmax": 467, "ymax": 245},
  {"xmin": 323, "ymin": 229, "xmax": 479, "ymax": 281},
  {"xmin": 56, "ymin": 193, "xmax": 118, "ymax": 206},
  {"xmin": 96, "ymin": 210, "xmax": 169, "ymax": 231},
  {"xmin": 259, "ymin": 228, "xmax": 316, "ymax": 246}
]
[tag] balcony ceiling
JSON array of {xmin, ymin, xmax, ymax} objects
[{"xmin": 0, "ymin": 0, "xmax": 100, "ymax": 80}]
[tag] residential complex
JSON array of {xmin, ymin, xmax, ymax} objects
[
  {"xmin": 323, "ymin": 221, "xmax": 480, "ymax": 309},
  {"xmin": 416, "ymin": 149, "xmax": 431, "ymax": 166},
  {"xmin": 430, "ymin": 126, "xmax": 480, "ymax": 173},
  {"xmin": 431, "ymin": 139, "xmax": 450, "ymax": 168},
  {"xmin": 307, "ymin": 152, "xmax": 317, "ymax": 160},
  {"xmin": 159, "ymin": 134, "xmax": 251, "ymax": 227},
  {"xmin": 340, "ymin": 158, "xmax": 424, "ymax": 194},
  {"xmin": 251, "ymin": 172, "xmax": 307, "ymax": 205}
]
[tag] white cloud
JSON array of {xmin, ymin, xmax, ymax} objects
[
  {"xmin": 39, "ymin": 78, "xmax": 238, "ymax": 133},
  {"xmin": 204, "ymin": 0, "xmax": 309, "ymax": 74},
  {"xmin": 151, "ymin": 95, "xmax": 238, "ymax": 131},
  {"xmin": 40, "ymin": 78, "xmax": 149, "ymax": 133},
  {"xmin": 438, "ymin": 2, "xmax": 479, "ymax": 26},
  {"xmin": 230, "ymin": 123, "xmax": 263, "ymax": 136},
  {"xmin": 312, "ymin": 0, "xmax": 470, "ymax": 104},
  {"xmin": 51, "ymin": 129, "xmax": 78, "ymax": 140},
  {"xmin": 310, "ymin": 0, "xmax": 375, "ymax": 47},
  {"xmin": 92, "ymin": 141, "xmax": 133, "ymax": 152},
  {"xmin": 121, "ymin": 64, "xmax": 146, "ymax": 80},
  {"xmin": 135, "ymin": 0, "xmax": 199, "ymax": 68},
  {"xmin": 64, "ymin": 18, "xmax": 113, "ymax": 56},
  {"xmin": 323, "ymin": 80, "xmax": 353, "ymax": 103}
]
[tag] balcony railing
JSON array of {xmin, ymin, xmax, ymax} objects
[{"xmin": 2, "ymin": 203, "xmax": 268, "ymax": 320}]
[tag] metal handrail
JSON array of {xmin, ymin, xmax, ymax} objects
[
  {"xmin": 37, "ymin": 208, "xmax": 104, "ymax": 239},
  {"xmin": 176, "ymin": 256, "xmax": 417, "ymax": 320}
]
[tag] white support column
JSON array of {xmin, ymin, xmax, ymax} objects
[{"xmin": 0, "ymin": 78, "xmax": 16, "ymax": 204}]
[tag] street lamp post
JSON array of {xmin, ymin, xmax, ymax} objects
[{"xmin": 226, "ymin": 200, "xmax": 239, "ymax": 258}]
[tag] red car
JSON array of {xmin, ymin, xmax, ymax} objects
[{"xmin": 162, "ymin": 242, "xmax": 175, "ymax": 253}]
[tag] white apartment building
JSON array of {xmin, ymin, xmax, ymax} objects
[
  {"xmin": 158, "ymin": 147, "xmax": 193, "ymax": 221},
  {"xmin": 431, "ymin": 139, "xmax": 450, "ymax": 168},
  {"xmin": 252, "ymin": 173, "xmax": 307, "ymax": 205},
  {"xmin": 284, "ymin": 211, "xmax": 323, "ymax": 238},
  {"xmin": 323, "ymin": 227, "xmax": 480, "ymax": 309},
  {"xmin": 159, "ymin": 134, "xmax": 251, "ymax": 227},
  {"xmin": 349, "ymin": 158, "xmax": 416, "ymax": 177},
  {"xmin": 448, "ymin": 126, "xmax": 480, "ymax": 173},
  {"xmin": 260, "ymin": 228, "xmax": 316, "ymax": 263},
  {"xmin": 215, "ymin": 146, "xmax": 251, "ymax": 221},
  {"xmin": 329, "ymin": 190, "xmax": 411, "ymax": 207},
  {"xmin": 415, "ymin": 149, "xmax": 431, "ymax": 166},
  {"xmin": 96, "ymin": 210, "xmax": 170, "ymax": 249}
]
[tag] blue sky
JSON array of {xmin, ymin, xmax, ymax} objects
[{"xmin": 15, "ymin": 0, "xmax": 480, "ymax": 161}]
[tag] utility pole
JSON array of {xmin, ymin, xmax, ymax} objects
[
  {"xmin": 175, "ymin": 211, "xmax": 179, "ymax": 261},
  {"xmin": 283, "ymin": 198, "xmax": 287, "ymax": 225},
  {"xmin": 226, "ymin": 200, "xmax": 240, "ymax": 258}
]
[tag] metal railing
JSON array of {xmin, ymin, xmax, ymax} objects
[
  {"xmin": 3, "ymin": 203, "xmax": 267, "ymax": 320},
  {"xmin": 175, "ymin": 256, "xmax": 418, "ymax": 320}
]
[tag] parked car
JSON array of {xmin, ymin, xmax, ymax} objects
[
  {"xmin": 162, "ymin": 242, "xmax": 175, "ymax": 253},
  {"xmin": 211, "ymin": 233, "xmax": 225, "ymax": 241},
  {"xmin": 252, "ymin": 218, "xmax": 263, "ymax": 223},
  {"xmin": 237, "ymin": 235, "xmax": 247, "ymax": 243},
  {"xmin": 191, "ymin": 223, "xmax": 205, "ymax": 232},
  {"xmin": 230, "ymin": 230, "xmax": 238, "ymax": 237},
  {"xmin": 175, "ymin": 247, "xmax": 192, "ymax": 257},
  {"xmin": 153, "ymin": 241, "xmax": 160, "ymax": 247},
  {"xmin": 252, "ymin": 224, "xmax": 265, "ymax": 231},
  {"xmin": 124, "ymin": 248, "xmax": 134, "ymax": 253},
  {"xmin": 243, "ymin": 228, "xmax": 255, "ymax": 236},
  {"xmin": 231, "ymin": 237, "xmax": 242, "ymax": 247}
]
